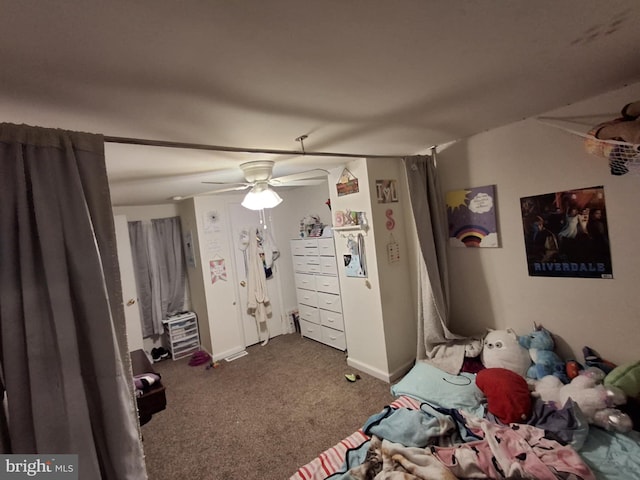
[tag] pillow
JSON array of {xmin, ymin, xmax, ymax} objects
[
  {"xmin": 476, "ymin": 368, "xmax": 531, "ymax": 424},
  {"xmin": 391, "ymin": 361, "xmax": 485, "ymax": 417},
  {"xmin": 605, "ymin": 360, "xmax": 640, "ymax": 398}
]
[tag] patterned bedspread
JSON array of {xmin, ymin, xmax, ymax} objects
[
  {"xmin": 290, "ymin": 396, "xmax": 420, "ymax": 480},
  {"xmin": 289, "ymin": 396, "xmax": 596, "ymax": 480}
]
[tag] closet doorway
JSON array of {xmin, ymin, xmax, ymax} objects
[{"xmin": 228, "ymin": 203, "xmax": 284, "ymax": 347}]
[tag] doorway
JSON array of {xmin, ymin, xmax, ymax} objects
[{"xmin": 227, "ymin": 203, "xmax": 284, "ymax": 347}]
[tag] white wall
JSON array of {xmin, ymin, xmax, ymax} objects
[
  {"xmin": 438, "ymin": 82, "xmax": 640, "ymax": 365},
  {"xmin": 366, "ymin": 158, "xmax": 416, "ymax": 379},
  {"xmin": 329, "ymin": 159, "xmax": 390, "ymax": 379},
  {"xmin": 112, "ymin": 204, "xmax": 179, "ymax": 220}
]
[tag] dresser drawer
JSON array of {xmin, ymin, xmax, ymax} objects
[
  {"xmin": 296, "ymin": 288, "xmax": 318, "ymax": 307},
  {"xmin": 295, "ymin": 273, "xmax": 315, "ymax": 290},
  {"xmin": 291, "ymin": 242, "xmax": 307, "ymax": 255},
  {"xmin": 317, "ymin": 291, "xmax": 342, "ymax": 313},
  {"xmin": 300, "ymin": 319, "xmax": 322, "ymax": 342},
  {"xmin": 319, "ymin": 256, "xmax": 338, "ymax": 275},
  {"xmin": 320, "ymin": 309, "xmax": 344, "ymax": 331},
  {"xmin": 317, "ymin": 238, "xmax": 335, "ymax": 256},
  {"xmin": 305, "ymin": 256, "xmax": 321, "ymax": 271},
  {"xmin": 321, "ymin": 326, "xmax": 346, "ymax": 350},
  {"xmin": 299, "ymin": 304, "xmax": 320, "ymax": 325},
  {"xmin": 301, "ymin": 239, "xmax": 318, "ymax": 249},
  {"xmin": 293, "ymin": 256, "xmax": 321, "ymax": 273},
  {"xmin": 315, "ymin": 275, "xmax": 340, "ymax": 294},
  {"xmin": 292, "ymin": 256, "xmax": 307, "ymax": 272}
]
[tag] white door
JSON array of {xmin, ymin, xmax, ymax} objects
[
  {"xmin": 113, "ymin": 215, "xmax": 145, "ymax": 352},
  {"xmin": 228, "ymin": 203, "xmax": 284, "ymax": 347}
]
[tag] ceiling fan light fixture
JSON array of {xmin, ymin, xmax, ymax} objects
[{"xmin": 241, "ymin": 184, "xmax": 283, "ymax": 210}]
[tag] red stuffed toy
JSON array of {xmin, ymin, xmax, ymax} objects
[{"xmin": 476, "ymin": 368, "xmax": 532, "ymax": 424}]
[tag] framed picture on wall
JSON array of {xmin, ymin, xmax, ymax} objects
[{"xmin": 520, "ymin": 185, "xmax": 613, "ymax": 279}]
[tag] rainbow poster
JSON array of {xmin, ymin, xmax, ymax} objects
[{"xmin": 446, "ymin": 185, "xmax": 499, "ymax": 248}]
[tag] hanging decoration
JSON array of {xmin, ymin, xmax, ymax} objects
[
  {"xmin": 385, "ymin": 208, "xmax": 396, "ymax": 230},
  {"xmin": 344, "ymin": 233, "xmax": 367, "ymax": 278},
  {"xmin": 184, "ymin": 230, "xmax": 197, "ymax": 268},
  {"xmin": 209, "ymin": 258, "xmax": 228, "ymax": 283},
  {"xmin": 376, "ymin": 179, "xmax": 399, "ymax": 203},
  {"xmin": 202, "ymin": 210, "xmax": 221, "ymax": 233},
  {"xmin": 387, "ymin": 233, "xmax": 400, "ymax": 264},
  {"xmin": 336, "ymin": 168, "xmax": 359, "ymax": 196}
]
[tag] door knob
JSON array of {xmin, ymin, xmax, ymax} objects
[
  {"xmin": 240, "ymin": 280, "xmax": 246, "ymax": 287},
  {"xmin": 126, "ymin": 298, "xmax": 136, "ymax": 306}
]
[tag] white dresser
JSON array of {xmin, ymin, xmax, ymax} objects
[{"xmin": 291, "ymin": 237, "xmax": 346, "ymax": 351}]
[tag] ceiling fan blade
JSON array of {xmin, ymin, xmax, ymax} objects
[
  {"xmin": 272, "ymin": 179, "xmax": 326, "ymax": 187},
  {"xmin": 175, "ymin": 184, "xmax": 250, "ymax": 200},
  {"xmin": 269, "ymin": 169, "xmax": 328, "ymax": 185},
  {"xmin": 198, "ymin": 185, "xmax": 252, "ymax": 194},
  {"xmin": 201, "ymin": 181, "xmax": 251, "ymax": 187}
]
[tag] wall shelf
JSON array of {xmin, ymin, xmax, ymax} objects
[{"xmin": 332, "ymin": 224, "xmax": 369, "ymax": 235}]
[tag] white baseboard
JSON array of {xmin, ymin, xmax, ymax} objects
[
  {"xmin": 388, "ymin": 358, "xmax": 415, "ymax": 383},
  {"xmin": 346, "ymin": 356, "xmax": 415, "ymax": 384},
  {"xmin": 346, "ymin": 357, "xmax": 392, "ymax": 383},
  {"xmin": 211, "ymin": 346, "xmax": 245, "ymax": 362}
]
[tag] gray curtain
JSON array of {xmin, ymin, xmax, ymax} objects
[
  {"xmin": 0, "ymin": 123, "xmax": 147, "ymax": 478},
  {"xmin": 129, "ymin": 217, "xmax": 185, "ymax": 337},
  {"xmin": 404, "ymin": 154, "xmax": 474, "ymax": 375}
]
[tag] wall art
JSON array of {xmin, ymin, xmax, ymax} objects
[
  {"xmin": 376, "ymin": 179, "xmax": 398, "ymax": 203},
  {"xmin": 520, "ymin": 185, "xmax": 612, "ymax": 279},
  {"xmin": 336, "ymin": 168, "xmax": 359, "ymax": 196},
  {"xmin": 446, "ymin": 185, "xmax": 499, "ymax": 247}
]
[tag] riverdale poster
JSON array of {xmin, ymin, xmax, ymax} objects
[{"xmin": 520, "ymin": 186, "xmax": 613, "ymax": 279}]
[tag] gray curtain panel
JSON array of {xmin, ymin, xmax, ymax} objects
[
  {"xmin": 404, "ymin": 154, "xmax": 470, "ymax": 375},
  {"xmin": 129, "ymin": 217, "xmax": 185, "ymax": 337},
  {"xmin": 150, "ymin": 217, "xmax": 186, "ymax": 321},
  {"xmin": 0, "ymin": 123, "xmax": 147, "ymax": 479},
  {"xmin": 128, "ymin": 221, "xmax": 155, "ymax": 337}
]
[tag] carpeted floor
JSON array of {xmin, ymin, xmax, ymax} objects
[{"xmin": 141, "ymin": 333, "xmax": 396, "ymax": 480}]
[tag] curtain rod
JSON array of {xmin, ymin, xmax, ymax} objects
[{"xmin": 103, "ymin": 135, "xmax": 408, "ymax": 159}]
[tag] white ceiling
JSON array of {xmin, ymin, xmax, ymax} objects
[{"xmin": 2, "ymin": 1, "xmax": 640, "ymax": 205}]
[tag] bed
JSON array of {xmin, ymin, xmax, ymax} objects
[{"xmin": 290, "ymin": 362, "xmax": 640, "ymax": 480}]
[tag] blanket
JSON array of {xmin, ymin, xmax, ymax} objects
[{"xmin": 331, "ymin": 403, "xmax": 596, "ymax": 480}]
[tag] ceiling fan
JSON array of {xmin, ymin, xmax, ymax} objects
[{"xmin": 193, "ymin": 160, "xmax": 329, "ymax": 210}]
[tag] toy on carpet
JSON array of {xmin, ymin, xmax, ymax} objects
[
  {"xmin": 480, "ymin": 329, "xmax": 531, "ymax": 378},
  {"xmin": 518, "ymin": 324, "xmax": 568, "ymax": 383},
  {"xmin": 534, "ymin": 367, "xmax": 633, "ymax": 433}
]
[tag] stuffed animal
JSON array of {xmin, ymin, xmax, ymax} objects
[
  {"xmin": 480, "ymin": 329, "xmax": 531, "ymax": 377},
  {"xmin": 585, "ymin": 100, "xmax": 640, "ymax": 175},
  {"xmin": 534, "ymin": 368, "xmax": 633, "ymax": 433},
  {"xmin": 518, "ymin": 325, "xmax": 567, "ymax": 382},
  {"xmin": 590, "ymin": 100, "xmax": 640, "ymax": 145}
]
